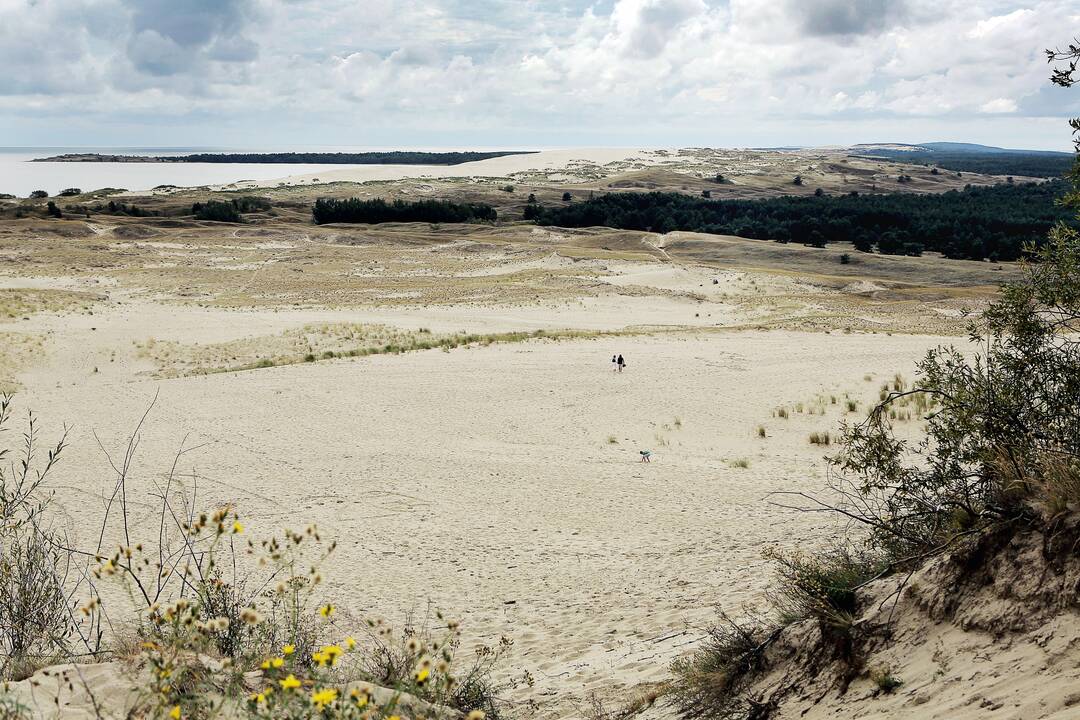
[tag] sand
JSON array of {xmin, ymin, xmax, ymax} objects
[{"xmin": 0, "ymin": 159, "xmax": 1023, "ymax": 717}]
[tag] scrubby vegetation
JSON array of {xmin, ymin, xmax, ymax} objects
[
  {"xmin": 192, "ymin": 197, "xmax": 270, "ymax": 223},
  {"xmin": 853, "ymin": 146, "xmax": 1074, "ymax": 178},
  {"xmin": 0, "ymin": 398, "xmax": 513, "ymax": 718},
  {"xmin": 529, "ymin": 181, "xmax": 1075, "ymax": 260},
  {"xmin": 312, "ymin": 198, "xmax": 497, "ymax": 225},
  {"xmin": 673, "ymin": 50, "xmax": 1080, "ymax": 716}
]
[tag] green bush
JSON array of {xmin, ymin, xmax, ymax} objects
[{"xmin": 193, "ymin": 200, "xmax": 243, "ymax": 223}]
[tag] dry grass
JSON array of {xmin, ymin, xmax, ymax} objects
[{"xmin": 137, "ymin": 323, "xmax": 639, "ymax": 378}]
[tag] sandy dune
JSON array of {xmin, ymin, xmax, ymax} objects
[{"xmin": 0, "ymin": 160, "xmax": 1020, "ymax": 717}]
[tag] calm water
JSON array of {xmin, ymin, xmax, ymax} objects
[{"xmin": 0, "ymin": 147, "xmax": 374, "ymax": 197}]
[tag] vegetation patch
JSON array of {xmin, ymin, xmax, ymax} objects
[{"xmin": 529, "ymin": 182, "xmax": 1075, "ymax": 261}]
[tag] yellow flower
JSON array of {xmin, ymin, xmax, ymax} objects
[
  {"xmin": 282, "ymin": 644, "xmax": 295, "ymax": 656},
  {"xmin": 232, "ymin": 520, "xmax": 244, "ymax": 534},
  {"xmin": 344, "ymin": 636, "xmax": 356, "ymax": 650},
  {"xmin": 260, "ymin": 660, "xmax": 271, "ymax": 670},
  {"xmin": 349, "ymin": 689, "xmax": 369, "ymax": 708},
  {"xmin": 312, "ymin": 651, "xmax": 328, "ymax": 667},
  {"xmin": 415, "ymin": 667, "xmax": 431, "ymax": 683},
  {"xmin": 311, "ymin": 688, "xmax": 338, "ymax": 710},
  {"xmin": 169, "ymin": 706, "xmax": 181, "ymax": 720},
  {"xmin": 279, "ymin": 674, "xmax": 301, "ymax": 691},
  {"xmin": 322, "ymin": 645, "xmax": 343, "ymax": 664},
  {"xmin": 250, "ymin": 691, "xmax": 268, "ymax": 704},
  {"xmin": 319, "ymin": 604, "xmax": 334, "ymax": 618},
  {"xmin": 270, "ymin": 657, "xmax": 284, "ymax": 669}
]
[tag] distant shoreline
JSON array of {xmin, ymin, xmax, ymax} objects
[{"xmin": 30, "ymin": 150, "xmax": 539, "ymax": 165}]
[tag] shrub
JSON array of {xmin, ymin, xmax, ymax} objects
[
  {"xmin": 0, "ymin": 397, "xmax": 95, "ymax": 681},
  {"xmin": 28, "ymin": 190, "xmax": 48, "ymax": 199},
  {"xmin": 562, "ymin": 192, "xmax": 572, "ymax": 202},
  {"xmin": 193, "ymin": 200, "xmax": 243, "ymax": 223},
  {"xmin": 58, "ymin": 188, "xmax": 82, "ymax": 197},
  {"xmin": 670, "ymin": 612, "xmax": 779, "ymax": 719},
  {"xmin": 831, "ymin": 215, "xmax": 1080, "ymax": 555},
  {"xmin": 808, "ymin": 431, "xmax": 830, "ymax": 446},
  {"xmin": 5, "ymin": 401, "xmax": 514, "ymax": 719},
  {"xmin": 312, "ymin": 198, "xmax": 496, "ymax": 225},
  {"xmin": 763, "ymin": 547, "xmax": 887, "ymax": 630}
]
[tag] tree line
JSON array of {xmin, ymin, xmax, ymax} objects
[
  {"xmin": 527, "ymin": 181, "xmax": 1076, "ymax": 261},
  {"xmin": 192, "ymin": 196, "xmax": 271, "ymax": 222},
  {"xmin": 312, "ymin": 197, "xmax": 497, "ymax": 225},
  {"xmin": 854, "ymin": 149, "xmax": 1074, "ymax": 178},
  {"xmin": 34, "ymin": 151, "xmax": 537, "ymax": 166}
]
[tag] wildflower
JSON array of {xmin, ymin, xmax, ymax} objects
[
  {"xmin": 312, "ymin": 650, "xmax": 328, "ymax": 667},
  {"xmin": 260, "ymin": 660, "xmax": 271, "ymax": 670},
  {"xmin": 349, "ymin": 688, "xmax": 369, "ymax": 708},
  {"xmin": 311, "ymin": 688, "xmax": 338, "ymax": 710},
  {"xmin": 240, "ymin": 608, "xmax": 264, "ymax": 625},
  {"xmin": 415, "ymin": 667, "xmax": 430, "ymax": 684},
  {"xmin": 232, "ymin": 520, "xmax": 244, "ymax": 534},
  {"xmin": 321, "ymin": 644, "xmax": 343, "ymax": 665},
  {"xmin": 280, "ymin": 674, "xmax": 302, "ymax": 691},
  {"xmin": 283, "ymin": 644, "xmax": 295, "ymax": 656},
  {"xmin": 169, "ymin": 706, "xmax": 181, "ymax": 720},
  {"xmin": 270, "ymin": 657, "xmax": 284, "ymax": 669},
  {"xmin": 467, "ymin": 712, "xmax": 486, "ymax": 720},
  {"xmin": 319, "ymin": 604, "xmax": 334, "ymax": 618},
  {"xmin": 344, "ymin": 636, "xmax": 356, "ymax": 651}
]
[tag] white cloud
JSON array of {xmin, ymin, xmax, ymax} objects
[
  {"xmin": 0, "ymin": 0, "xmax": 1076, "ymax": 148},
  {"xmin": 981, "ymin": 98, "xmax": 1019, "ymax": 113}
]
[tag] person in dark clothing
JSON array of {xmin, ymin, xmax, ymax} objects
[{"xmin": 617, "ymin": 354, "xmax": 625, "ymax": 372}]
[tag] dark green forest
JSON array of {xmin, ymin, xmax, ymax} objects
[
  {"xmin": 179, "ymin": 151, "xmax": 535, "ymax": 165},
  {"xmin": 528, "ymin": 180, "xmax": 1076, "ymax": 261},
  {"xmin": 36, "ymin": 151, "xmax": 536, "ymax": 165},
  {"xmin": 312, "ymin": 197, "xmax": 497, "ymax": 225},
  {"xmin": 192, "ymin": 196, "xmax": 271, "ymax": 222},
  {"xmin": 853, "ymin": 149, "xmax": 1074, "ymax": 178}
]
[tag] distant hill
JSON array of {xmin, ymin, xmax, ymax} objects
[{"xmin": 851, "ymin": 142, "xmax": 1075, "ymax": 177}]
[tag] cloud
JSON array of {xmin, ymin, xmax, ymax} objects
[
  {"xmin": 786, "ymin": 0, "xmax": 911, "ymax": 37},
  {"xmin": 0, "ymin": 0, "xmax": 1075, "ymax": 149},
  {"xmin": 980, "ymin": 98, "xmax": 1018, "ymax": 113},
  {"xmin": 122, "ymin": 0, "xmax": 259, "ymax": 75}
]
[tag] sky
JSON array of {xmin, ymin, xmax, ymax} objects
[{"xmin": 1, "ymin": 0, "xmax": 1079, "ymax": 150}]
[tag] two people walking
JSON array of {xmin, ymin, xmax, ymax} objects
[{"xmin": 611, "ymin": 354, "xmax": 626, "ymax": 373}]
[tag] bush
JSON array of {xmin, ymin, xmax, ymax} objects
[
  {"xmin": 58, "ymin": 188, "xmax": 82, "ymax": 197},
  {"xmin": 193, "ymin": 200, "xmax": 243, "ymax": 223},
  {"xmin": 832, "ymin": 213, "xmax": 1080, "ymax": 556},
  {"xmin": 313, "ymin": 198, "xmax": 497, "ymax": 225},
  {"xmin": 2, "ymin": 400, "xmax": 513, "ymax": 718},
  {"xmin": 0, "ymin": 397, "xmax": 94, "ymax": 681},
  {"xmin": 763, "ymin": 547, "xmax": 887, "ymax": 629},
  {"xmin": 670, "ymin": 612, "xmax": 779, "ymax": 719},
  {"xmin": 28, "ymin": 190, "xmax": 48, "ymax": 199}
]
